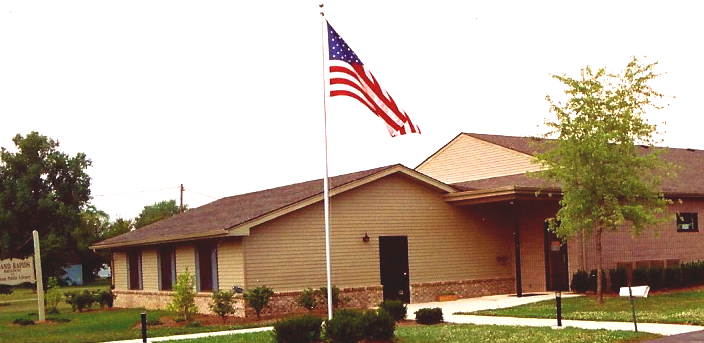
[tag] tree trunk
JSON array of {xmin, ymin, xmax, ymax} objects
[{"xmin": 595, "ymin": 228, "xmax": 604, "ymax": 305}]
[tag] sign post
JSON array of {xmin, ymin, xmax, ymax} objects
[
  {"xmin": 33, "ymin": 230, "xmax": 45, "ymax": 323},
  {"xmin": 619, "ymin": 285, "xmax": 650, "ymax": 332}
]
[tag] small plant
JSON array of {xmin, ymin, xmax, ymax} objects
[
  {"xmin": 324, "ymin": 309, "xmax": 364, "ymax": 343},
  {"xmin": 295, "ymin": 288, "xmax": 318, "ymax": 311},
  {"xmin": 64, "ymin": 290, "xmax": 95, "ymax": 312},
  {"xmin": 44, "ymin": 277, "xmax": 62, "ymax": 314},
  {"xmin": 174, "ymin": 316, "xmax": 185, "ymax": 323},
  {"xmin": 379, "ymin": 300, "xmax": 407, "ymax": 321},
  {"xmin": 0, "ymin": 284, "xmax": 12, "ymax": 295},
  {"xmin": 272, "ymin": 314, "xmax": 324, "ymax": 343},
  {"xmin": 415, "ymin": 307, "xmax": 443, "ymax": 325},
  {"xmin": 166, "ymin": 269, "xmax": 198, "ymax": 322},
  {"xmin": 362, "ymin": 308, "xmax": 396, "ymax": 340},
  {"xmin": 13, "ymin": 317, "xmax": 35, "ymax": 326},
  {"xmin": 570, "ymin": 270, "xmax": 589, "ymax": 293},
  {"xmin": 185, "ymin": 320, "xmax": 202, "ymax": 327},
  {"xmin": 209, "ymin": 290, "xmax": 235, "ymax": 322},
  {"xmin": 316, "ymin": 286, "xmax": 343, "ymax": 310},
  {"xmin": 94, "ymin": 289, "xmax": 115, "ymax": 308},
  {"xmin": 243, "ymin": 285, "xmax": 274, "ymax": 319}
]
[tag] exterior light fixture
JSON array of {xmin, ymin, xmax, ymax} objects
[{"xmin": 362, "ymin": 233, "xmax": 370, "ymax": 243}]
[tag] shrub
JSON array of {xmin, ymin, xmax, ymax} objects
[
  {"xmin": 414, "ymin": 308, "xmax": 443, "ymax": 325},
  {"xmin": 166, "ymin": 269, "xmax": 198, "ymax": 322},
  {"xmin": 324, "ymin": 309, "xmax": 364, "ymax": 343},
  {"xmin": 272, "ymin": 314, "xmax": 323, "ymax": 343},
  {"xmin": 94, "ymin": 289, "xmax": 114, "ymax": 308},
  {"xmin": 588, "ymin": 269, "xmax": 607, "ymax": 292},
  {"xmin": 243, "ymin": 285, "xmax": 274, "ymax": 319},
  {"xmin": 44, "ymin": 277, "xmax": 62, "ymax": 314},
  {"xmin": 632, "ymin": 267, "xmax": 650, "ymax": 287},
  {"xmin": 682, "ymin": 261, "xmax": 704, "ymax": 286},
  {"xmin": 185, "ymin": 320, "xmax": 202, "ymax": 327},
  {"xmin": 317, "ymin": 286, "xmax": 343, "ymax": 311},
  {"xmin": 296, "ymin": 288, "xmax": 319, "ymax": 311},
  {"xmin": 362, "ymin": 308, "xmax": 395, "ymax": 340},
  {"xmin": 13, "ymin": 317, "xmax": 35, "ymax": 325},
  {"xmin": 0, "ymin": 284, "xmax": 12, "ymax": 295},
  {"xmin": 609, "ymin": 268, "xmax": 628, "ymax": 292},
  {"xmin": 209, "ymin": 290, "xmax": 235, "ymax": 322},
  {"xmin": 648, "ymin": 266, "xmax": 665, "ymax": 290},
  {"xmin": 379, "ymin": 300, "xmax": 407, "ymax": 321},
  {"xmin": 665, "ymin": 266, "xmax": 683, "ymax": 288},
  {"xmin": 64, "ymin": 290, "xmax": 95, "ymax": 312},
  {"xmin": 570, "ymin": 270, "xmax": 589, "ymax": 293}
]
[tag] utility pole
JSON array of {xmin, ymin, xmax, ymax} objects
[{"xmin": 180, "ymin": 184, "xmax": 184, "ymax": 214}]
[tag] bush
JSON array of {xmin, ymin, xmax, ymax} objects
[
  {"xmin": 362, "ymin": 308, "xmax": 395, "ymax": 340},
  {"xmin": 570, "ymin": 270, "xmax": 589, "ymax": 293},
  {"xmin": 13, "ymin": 317, "xmax": 35, "ymax": 325},
  {"xmin": 296, "ymin": 288, "xmax": 319, "ymax": 311},
  {"xmin": 665, "ymin": 266, "xmax": 683, "ymax": 288},
  {"xmin": 243, "ymin": 285, "xmax": 274, "ymax": 319},
  {"xmin": 0, "ymin": 284, "xmax": 13, "ymax": 295},
  {"xmin": 272, "ymin": 314, "xmax": 323, "ymax": 343},
  {"xmin": 378, "ymin": 300, "xmax": 407, "ymax": 321},
  {"xmin": 324, "ymin": 309, "xmax": 364, "ymax": 343},
  {"xmin": 94, "ymin": 289, "xmax": 114, "ymax": 308},
  {"xmin": 317, "ymin": 286, "xmax": 343, "ymax": 311},
  {"xmin": 166, "ymin": 269, "xmax": 198, "ymax": 322},
  {"xmin": 64, "ymin": 290, "xmax": 95, "ymax": 312},
  {"xmin": 44, "ymin": 277, "xmax": 62, "ymax": 314},
  {"xmin": 209, "ymin": 290, "xmax": 235, "ymax": 322},
  {"xmin": 632, "ymin": 267, "xmax": 650, "ymax": 287},
  {"xmin": 588, "ymin": 269, "xmax": 607, "ymax": 292},
  {"xmin": 185, "ymin": 320, "xmax": 202, "ymax": 327},
  {"xmin": 609, "ymin": 268, "xmax": 628, "ymax": 292},
  {"xmin": 414, "ymin": 308, "xmax": 443, "ymax": 325},
  {"xmin": 648, "ymin": 266, "xmax": 665, "ymax": 290},
  {"xmin": 682, "ymin": 261, "xmax": 704, "ymax": 286}
]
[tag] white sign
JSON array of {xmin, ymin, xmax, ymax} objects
[
  {"xmin": 620, "ymin": 286, "xmax": 650, "ymax": 298},
  {"xmin": 0, "ymin": 257, "xmax": 36, "ymax": 285}
]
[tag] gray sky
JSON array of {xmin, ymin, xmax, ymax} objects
[{"xmin": 2, "ymin": 1, "xmax": 703, "ymax": 220}]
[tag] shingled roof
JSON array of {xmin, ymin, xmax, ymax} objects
[
  {"xmin": 92, "ymin": 164, "xmax": 455, "ymax": 249},
  {"xmin": 454, "ymin": 133, "xmax": 704, "ymax": 196}
]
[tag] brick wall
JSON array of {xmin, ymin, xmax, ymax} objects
[
  {"xmin": 113, "ymin": 290, "xmax": 245, "ymax": 317},
  {"xmin": 409, "ymin": 277, "xmax": 515, "ymax": 303}
]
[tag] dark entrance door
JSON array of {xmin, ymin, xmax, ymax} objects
[
  {"xmin": 544, "ymin": 224, "xmax": 569, "ymax": 291},
  {"xmin": 379, "ymin": 236, "xmax": 410, "ymax": 303}
]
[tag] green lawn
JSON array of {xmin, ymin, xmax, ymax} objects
[
  {"xmin": 463, "ymin": 289, "xmax": 704, "ymax": 325},
  {"xmin": 167, "ymin": 324, "xmax": 659, "ymax": 343}
]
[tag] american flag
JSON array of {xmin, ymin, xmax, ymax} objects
[{"xmin": 326, "ymin": 21, "xmax": 420, "ymax": 137}]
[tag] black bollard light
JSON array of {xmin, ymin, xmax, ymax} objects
[
  {"xmin": 141, "ymin": 311, "xmax": 147, "ymax": 342},
  {"xmin": 556, "ymin": 291, "xmax": 562, "ymax": 327}
]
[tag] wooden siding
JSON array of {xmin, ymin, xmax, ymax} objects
[
  {"xmin": 176, "ymin": 244, "xmax": 196, "ymax": 276},
  {"xmin": 516, "ymin": 201, "xmax": 560, "ymax": 293},
  {"xmin": 141, "ymin": 248, "xmax": 158, "ymax": 291},
  {"xmin": 217, "ymin": 238, "xmax": 245, "ymax": 291},
  {"xmin": 244, "ymin": 173, "xmax": 515, "ymax": 293},
  {"xmin": 113, "ymin": 251, "xmax": 127, "ymax": 291},
  {"xmin": 568, "ymin": 199, "xmax": 704, "ymax": 277},
  {"xmin": 416, "ymin": 134, "xmax": 541, "ymax": 183}
]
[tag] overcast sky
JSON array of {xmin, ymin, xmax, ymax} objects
[{"xmin": 2, "ymin": 1, "xmax": 703, "ymax": 220}]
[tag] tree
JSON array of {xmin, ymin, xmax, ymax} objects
[
  {"xmin": 0, "ymin": 132, "xmax": 92, "ymax": 280},
  {"xmin": 74, "ymin": 205, "xmax": 111, "ymax": 282},
  {"xmin": 243, "ymin": 285, "xmax": 274, "ymax": 319},
  {"xmin": 166, "ymin": 269, "xmax": 198, "ymax": 321},
  {"xmin": 134, "ymin": 199, "xmax": 186, "ymax": 229},
  {"xmin": 534, "ymin": 57, "xmax": 675, "ymax": 304}
]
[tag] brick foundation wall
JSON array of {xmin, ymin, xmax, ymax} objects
[
  {"xmin": 114, "ymin": 286, "xmax": 382, "ymax": 319},
  {"xmin": 410, "ymin": 277, "xmax": 515, "ymax": 303}
]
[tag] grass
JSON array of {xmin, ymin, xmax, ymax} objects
[
  {"xmin": 463, "ymin": 288, "xmax": 704, "ymax": 325},
  {"xmin": 166, "ymin": 324, "xmax": 660, "ymax": 343}
]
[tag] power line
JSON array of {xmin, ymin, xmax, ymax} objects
[
  {"xmin": 185, "ymin": 187, "xmax": 218, "ymax": 199},
  {"xmin": 93, "ymin": 186, "xmax": 179, "ymax": 197}
]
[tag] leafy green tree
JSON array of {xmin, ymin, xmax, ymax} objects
[
  {"xmin": 134, "ymin": 199, "xmax": 186, "ymax": 229},
  {"xmin": 0, "ymin": 132, "xmax": 92, "ymax": 280},
  {"xmin": 167, "ymin": 269, "xmax": 198, "ymax": 321},
  {"xmin": 534, "ymin": 57, "xmax": 675, "ymax": 304},
  {"xmin": 74, "ymin": 205, "xmax": 111, "ymax": 282},
  {"xmin": 243, "ymin": 285, "xmax": 274, "ymax": 319},
  {"xmin": 209, "ymin": 290, "xmax": 236, "ymax": 322}
]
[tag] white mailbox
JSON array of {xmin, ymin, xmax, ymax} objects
[{"xmin": 619, "ymin": 286, "xmax": 650, "ymax": 298}]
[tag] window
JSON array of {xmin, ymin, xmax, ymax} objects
[
  {"xmin": 677, "ymin": 212, "xmax": 698, "ymax": 232},
  {"xmin": 196, "ymin": 244, "xmax": 218, "ymax": 292},
  {"xmin": 158, "ymin": 247, "xmax": 176, "ymax": 291},
  {"xmin": 127, "ymin": 250, "xmax": 142, "ymax": 290}
]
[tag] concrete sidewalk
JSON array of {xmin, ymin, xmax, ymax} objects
[
  {"xmin": 406, "ymin": 293, "xmax": 704, "ymax": 336},
  {"xmin": 103, "ymin": 326, "xmax": 273, "ymax": 343}
]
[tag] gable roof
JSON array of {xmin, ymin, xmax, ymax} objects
[{"xmin": 91, "ymin": 164, "xmax": 456, "ymax": 249}]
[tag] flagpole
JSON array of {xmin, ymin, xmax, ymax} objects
[{"xmin": 320, "ymin": 3, "xmax": 334, "ymax": 321}]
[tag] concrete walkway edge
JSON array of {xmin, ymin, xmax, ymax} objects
[{"xmin": 102, "ymin": 326, "xmax": 273, "ymax": 343}]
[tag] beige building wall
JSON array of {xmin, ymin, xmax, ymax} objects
[
  {"xmin": 217, "ymin": 238, "xmax": 245, "ymax": 290},
  {"xmin": 176, "ymin": 244, "xmax": 196, "ymax": 277},
  {"xmin": 113, "ymin": 251, "xmax": 127, "ymax": 291},
  {"xmin": 243, "ymin": 173, "xmax": 515, "ymax": 293},
  {"xmin": 141, "ymin": 248, "xmax": 158, "ymax": 291},
  {"xmin": 416, "ymin": 134, "xmax": 542, "ymax": 184},
  {"xmin": 569, "ymin": 198, "xmax": 704, "ymax": 278}
]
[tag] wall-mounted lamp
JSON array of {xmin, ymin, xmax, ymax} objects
[{"xmin": 362, "ymin": 233, "xmax": 370, "ymax": 243}]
